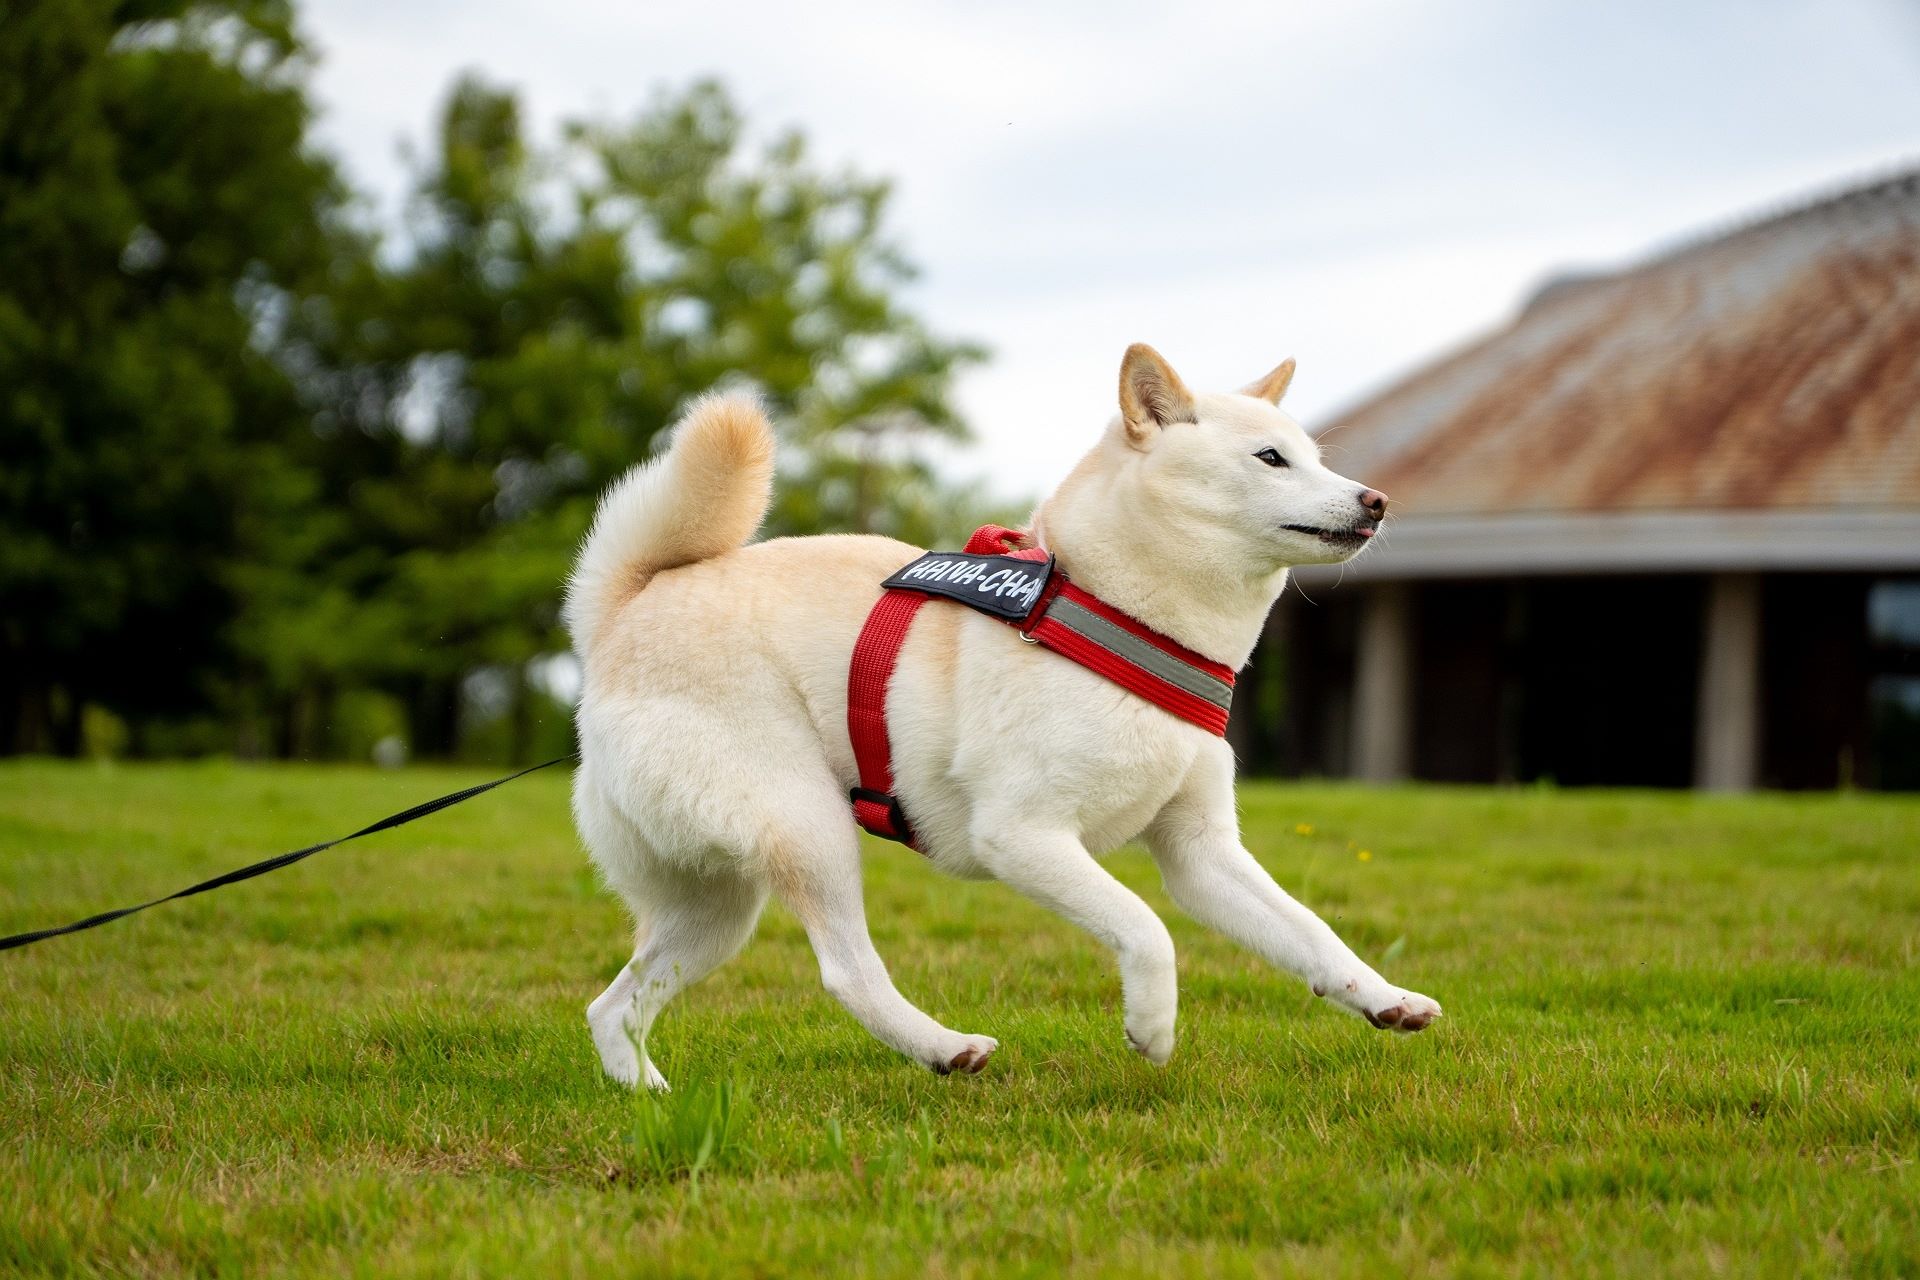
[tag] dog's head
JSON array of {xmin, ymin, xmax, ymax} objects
[{"xmin": 1041, "ymin": 344, "xmax": 1387, "ymax": 575}]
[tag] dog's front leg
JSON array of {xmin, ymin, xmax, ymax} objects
[
  {"xmin": 1145, "ymin": 743, "xmax": 1442, "ymax": 1032},
  {"xmin": 974, "ymin": 823, "xmax": 1180, "ymax": 1063}
]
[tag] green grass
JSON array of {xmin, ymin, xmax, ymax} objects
[{"xmin": 2, "ymin": 761, "xmax": 1916, "ymax": 1278}]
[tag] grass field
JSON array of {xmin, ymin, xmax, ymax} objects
[{"xmin": 2, "ymin": 761, "xmax": 1916, "ymax": 1277}]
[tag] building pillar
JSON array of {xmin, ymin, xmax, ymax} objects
[
  {"xmin": 1351, "ymin": 582, "xmax": 1414, "ymax": 782},
  {"xmin": 1694, "ymin": 573, "xmax": 1761, "ymax": 791}
]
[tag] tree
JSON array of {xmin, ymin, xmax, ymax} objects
[
  {"xmin": 316, "ymin": 75, "xmax": 992, "ymax": 761},
  {"xmin": 1, "ymin": 10, "xmax": 997, "ymax": 762},
  {"xmin": 0, "ymin": 0, "xmax": 359, "ymax": 755}
]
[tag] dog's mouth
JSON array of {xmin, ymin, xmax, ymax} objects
[{"xmin": 1282, "ymin": 522, "xmax": 1376, "ymax": 548}]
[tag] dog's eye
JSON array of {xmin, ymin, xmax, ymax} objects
[{"xmin": 1253, "ymin": 447, "xmax": 1289, "ymax": 469}]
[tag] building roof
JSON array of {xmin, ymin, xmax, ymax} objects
[{"xmin": 1306, "ymin": 170, "xmax": 1920, "ymax": 580}]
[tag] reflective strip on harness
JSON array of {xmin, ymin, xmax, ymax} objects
[
  {"xmin": 1025, "ymin": 587, "xmax": 1234, "ymax": 737},
  {"xmin": 845, "ymin": 525, "xmax": 1235, "ymax": 849}
]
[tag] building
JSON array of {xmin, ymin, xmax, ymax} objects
[{"xmin": 1237, "ymin": 171, "xmax": 1920, "ymax": 791}]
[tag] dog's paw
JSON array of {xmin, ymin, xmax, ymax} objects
[
  {"xmin": 1126, "ymin": 1023, "xmax": 1175, "ymax": 1065},
  {"xmin": 598, "ymin": 1052, "xmax": 671, "ymax": 1091},
  {"xmin": 932, "ymin": 1034, "xmax": 998, "ymax": 1076},
  {"xmin": 596, "ymin": 1039, "xmax": 642, "ymax": 1088},
  {"xmin": 1364, "ymin": 991, "xmax": 1443, "ymax": 1033}
]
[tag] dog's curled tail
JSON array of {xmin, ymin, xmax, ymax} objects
[{"xmin": 564, "ymin": 391, "xmax": 776, "ymax": 656}]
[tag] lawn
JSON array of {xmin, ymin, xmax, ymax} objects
[{"xmin": 1, "ymin": 761, "xmax": 1916, "ymax": 1278}]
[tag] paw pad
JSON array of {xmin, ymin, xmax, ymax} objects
[
  {"xmin": 1367, "ymin": 999, "xmax": 1441, "ymax": 1033},
  {"xmin": 945, "ymin": 1045, "xmax": 993, "ymax": 1074}
]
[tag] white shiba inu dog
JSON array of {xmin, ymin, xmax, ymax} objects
[{"xmin": 566, "ymin": 344, "xmax": 1441, "ymax": 1089}]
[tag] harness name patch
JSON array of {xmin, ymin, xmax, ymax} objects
[{"xmin": 881, "ymin": 551, "xmax": 1055, "ymax": 622}]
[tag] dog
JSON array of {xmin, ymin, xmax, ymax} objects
[{"xmin": 565, "ymin": 344, "xmax": 1441, "ymax": 1089}]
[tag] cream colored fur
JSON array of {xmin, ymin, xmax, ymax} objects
[
  {"xmin": 562, "ymin": 391, "xmax": 775, "ymax": 657},
  {"xmin": 571, "ymin": 348, "xmax": 1440, "ymax": 1090}
]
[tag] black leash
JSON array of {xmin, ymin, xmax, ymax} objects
[{"xmin": 0, "ymin": 754, "xmax": 576, "ymax": 953}]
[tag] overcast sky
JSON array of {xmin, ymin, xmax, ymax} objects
[{"xmin": 300, "ymin": 0, "xmax": 1920, "ymax": 497}]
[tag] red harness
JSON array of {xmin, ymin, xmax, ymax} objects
[{"xmin": 846, "ymin": 525, "xmax": 1235, "ymax": 848}]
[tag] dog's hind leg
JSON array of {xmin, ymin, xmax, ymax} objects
[
  {"xmin": 764, "ymin": 790, "xmax": 998, "ymax": 1075},
  {"xmin": 588, "ymin": 868, "xmax": 765, "ymax": 1091}
]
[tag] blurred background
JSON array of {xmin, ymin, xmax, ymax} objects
[{"xmin": 4, "ymin": 0, "xmax": 1917, "ymax": 787}]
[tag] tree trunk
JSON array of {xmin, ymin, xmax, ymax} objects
[
  {"xmin": 507, "ymin": 664, "xmax": 532, "ymax": 766},
  {"xmin": 49, "ymin": 686, "xmax": 83, "ymax": 757},
  {"xmin": 408, "ymin": 678, "xmax": 461, "ymax": 760},
  {"xmin": 275, "ymin": 693, "xmax": 300, "ymax": 760},
  {"xmin": 0, "ymin": 677, "xmax": 21, "ymax": 756},
  {"xmin": 314, "ymin": 680, "xmax": 337, "ymax": 760}
]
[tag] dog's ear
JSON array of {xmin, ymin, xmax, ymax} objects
[
  {"xmin": 1119, "ymin": 343, "xmax": 1196, "ymax": 446},
  {"xmin": 1243, "ymin": 357, "xmax": 1297, "ymax": 406}
]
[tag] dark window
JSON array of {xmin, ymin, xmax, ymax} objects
[
  {"xmin": 1867, "ymin": 579, "xmax": 1920, "ymax": 790},
  {"xmin": 1506, "ymin": 577, "xmax": 1703, "ymax": 788},
  {"xmin": 1760, "ymin": 575, "xmax": 1870, "ymax": 789}
]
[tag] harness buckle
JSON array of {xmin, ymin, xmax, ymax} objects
[
  {"xmin": 1015, "ymin": 568, "xmax": 1068, "ymax": 637},
  {"xmin": 849, "ymin": 787, "xmax": 916, "ymax": 846}
]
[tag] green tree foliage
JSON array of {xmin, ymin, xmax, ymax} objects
[
  {"xmin": 0, "ymin": 0, "xmax": 354, "ymax": 755},
  {"xmin": 1, "ymin": 7, "xmax": 996, "ymax": 761},
  {"xmin": 298, "ymin": 75, "xmax": 993, "ymax": 763}
]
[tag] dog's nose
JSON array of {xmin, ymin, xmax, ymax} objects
[{"xmin": 1359, "ymin": 488, "xmax": 1389, "ymax": 520}]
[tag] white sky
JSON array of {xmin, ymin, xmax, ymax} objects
[{"xmin": 300, "ymin": 0, "xmax": 1920, "ymax": 499}]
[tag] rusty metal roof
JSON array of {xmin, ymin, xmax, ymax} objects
[{"xmin": 1318, "ymin": 170, "xmax": 1920, "ymax": 519}]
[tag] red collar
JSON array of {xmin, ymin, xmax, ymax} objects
[{"xmin": 846, "ymin": 525, "xmax": 1235, "ymax": 848}]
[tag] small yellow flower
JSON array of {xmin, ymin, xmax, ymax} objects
[
  {"xmin": 1294, "ymin": 823, "xmax": 1314, "ymax": 836},
  {"xmin": 1357, "ymin": 849, "xmax": 1373, "ymax": 862}
]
